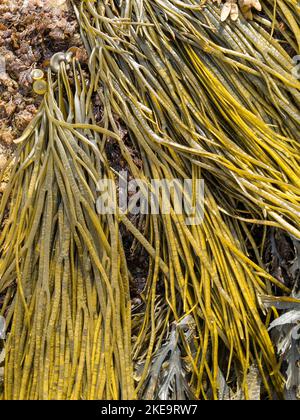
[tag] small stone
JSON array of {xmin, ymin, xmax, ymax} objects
[{"xmin": 14, "ymin": 110, "xmax": 35, "ymax": 131}]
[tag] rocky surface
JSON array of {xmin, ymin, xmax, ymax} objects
[{"xmin": 0, "ymin": 0, "xmax": 86, "ymax": 168}]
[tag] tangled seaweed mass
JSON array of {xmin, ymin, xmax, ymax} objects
[{"xmin": 0, "ymin": 0, "xmax": 300, "ymax": 400}]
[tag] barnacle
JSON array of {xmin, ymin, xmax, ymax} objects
[{"xmin": 32, "ymin": 80, "xmax": 48, "ymax": 95}]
